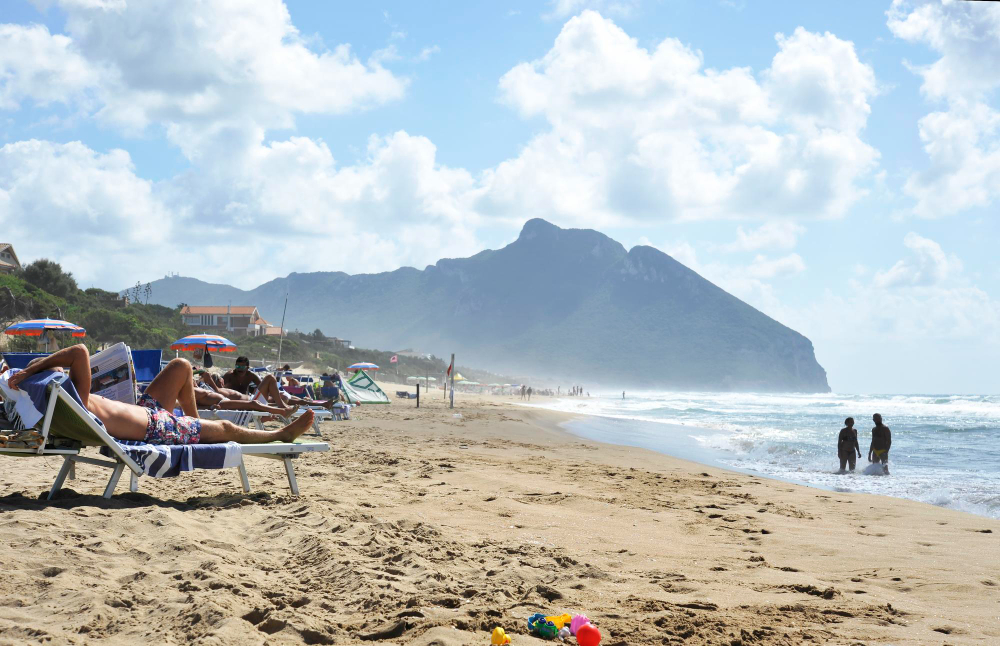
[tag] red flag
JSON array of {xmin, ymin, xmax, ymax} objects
[
  {"xmin": 446, "ymin": 361, "xmax": 453, "ymax": 376},
  {"xmin": 390, "ymin": 355, "xmax": 398, "ymax": 363}
]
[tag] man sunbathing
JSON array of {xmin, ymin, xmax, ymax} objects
[
  {"xmin": 194, "ymin": 369, "xmax": 298, "ymax": 418},
  {"xmin": 6, "ymin": 344, "xmax": 313, "ymax": 445},
  {"xmin": 220, "ymin": 356, "xmax": 334, "ymax": 409}
]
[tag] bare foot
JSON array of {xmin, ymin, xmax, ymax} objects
[
  {"xmin": 276, "ymin": 409, "xmax": 314, "ymax": 442},
  {"xmin": 282, "ymin": 403, "xmax": 300, "ymax": 419}
]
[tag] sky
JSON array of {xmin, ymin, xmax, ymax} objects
[{"xmin": 0, "ymin": 0, "xmax": 998, "ymax": 394}]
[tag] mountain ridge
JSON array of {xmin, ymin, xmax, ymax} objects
[{"xmin": 143, "ymin": 219, "xmax": 830, "ymax": 392}]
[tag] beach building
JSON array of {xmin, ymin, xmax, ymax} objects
[
  {"xmin": 0, "ymin": 244, "xmax": 22, "ymax": 274},
  {"xmin": 180, "ymin": 305, "xmax": 282, "ymax": 337}
]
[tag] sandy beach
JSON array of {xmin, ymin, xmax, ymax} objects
[{"xmin": 0, "ymin": 392, "xmax": 997, "ymax": 645}]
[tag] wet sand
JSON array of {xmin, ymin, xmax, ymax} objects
[{"xmin": 0, "ymin": 392, "xmax": 996, "ymax": 644}]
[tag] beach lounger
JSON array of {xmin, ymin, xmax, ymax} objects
[{"xmin": 0, "ymin": 371, "xmax": 329, "ymax": 498}]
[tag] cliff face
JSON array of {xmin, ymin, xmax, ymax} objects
[{"xmin": 145, "ymin": 219, "xmax": 830, "ymax": 392}]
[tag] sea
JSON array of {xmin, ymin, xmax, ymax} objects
[{"xmin": 525, "ymin": 391, "xmax": 1000, "ymax": 520}]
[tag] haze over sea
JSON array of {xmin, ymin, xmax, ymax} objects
[{"xmin": 529, "ymin": 391, "xmax": 1000, "ymax": 520}]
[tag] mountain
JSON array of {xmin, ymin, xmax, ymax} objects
[{"xmin": 145, "ymin": 219, "xmax": 830, "ymax": 392}]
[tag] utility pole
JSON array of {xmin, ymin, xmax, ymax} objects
[
  {"xmin": 449, "ymin": 353, "xmax": 455, "ymax": 409},
  {"xmin": 275, "ymin": 284, "xmax": 289, "ymax": 369}
]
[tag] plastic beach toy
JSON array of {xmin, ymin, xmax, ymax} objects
[
  {"xmin": 491, "ymin": 627, "xmax": 511, "ymax": 645},
  {"xmin": 527, "ymin": 614, "xmax": 560, "ymax": 640},
  {"xmin": 569, "ymin": 614, "xmax": 590, "ymax": 635},
  {"xmin": 545, "ymin": 614, "xmax": 571, "ymax": 630},
  {"xmin": 575, "ymin": 623, "xmax": 601, "ymax": 646},
  {"xmin": 558, "ymin": 626, "xmax": 571, "ymax": 641}
]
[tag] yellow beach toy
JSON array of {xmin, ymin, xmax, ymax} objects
[
  {"xmin": 491, "ymin": 627, "xmax": 511, "ymax": 644},
  {"xmin": 546, "ymin": 614, "xmax": 572, "ymax": 630}
]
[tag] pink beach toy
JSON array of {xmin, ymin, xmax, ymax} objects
[{"xmin": 569, "ymin": 614, "xmax": 590, "ymax": 635}]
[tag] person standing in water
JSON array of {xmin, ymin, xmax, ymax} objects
[
  {"xmin": 837, "ymin": 417, "xmax": 861, "ymax": 473},
  {"xmin": 868, "ymin": 413, "xmax": 892, "ymax": 475},
  {"xmin": 622, "ymin": 391, "xmax": 625, "ymax": 400}
]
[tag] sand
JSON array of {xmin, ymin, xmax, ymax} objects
[{"xmin": 0, "ymin": 392, "xmax": 997, "ymax": 645}]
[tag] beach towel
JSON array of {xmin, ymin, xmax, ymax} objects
[
  {"xmin": 99, "ymin": 440, "xmax": 242, "ymax": 478},
  {"xmin": 0, "ymin": 369, "xmax": 73, "ymax": 429}
]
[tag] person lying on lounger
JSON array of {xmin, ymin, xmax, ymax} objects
[
  {"xmin": 6, "ymin": 344, "xmax": 313, "ymax": 445},
  {"xmin": 221, "ymin": 357, "xmax": 334, "ymax": 409},
  {"xmin": 193, "ymin": 371, "xmax": 299, "ymax": 418}
]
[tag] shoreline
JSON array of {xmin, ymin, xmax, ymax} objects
[
  {"xmin": 518, "ymin": 395, "xmax": 1000, "ymax": 521},
  {"xmin": 0, "ymin": 392, "xmax": 996, "ymax": 644}
]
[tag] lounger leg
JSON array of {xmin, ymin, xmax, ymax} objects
[
  {"xmin": 238, "ymin": 458, "xmax": 250, "ymax": 493},
  {"xmin": 311, "ymin": 417, "xmax": 321, "ymax": 436},
  {"xmin": 68, "ymin": 462, "xmax": 76, "ymax": 481},
  {"xmin": 282, "ymin": 457, "xmax": 299, "ymax": 495},
  {"xmin": 130, "ymin": 472, "xmax": 139, "ymax": 493},
  {"xmin": 103, "ymin": 463, "xmax": 126, "ymax": 499},
  {"xmin": 48, "ymin": 456, "xmax": 75, "ymax": 500}
]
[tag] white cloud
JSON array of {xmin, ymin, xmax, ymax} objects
[
  {"xmin": 0, "ymin": 139, "xmax": 168, "ymax": 281},
  {"xmin": 780, "ymin": 232, "xmax": 994, "ymax": 347},
  {"xmin": 746, "ymin": 253, "xmax": 806, "ymax": 280},
  {"xmin": 491, "ymin": 14, "xmax": 879, "ymax": 224},
  {"xmin": 887, "ymin": 0, "xmax": 1000, "ymax": 101},
  {"xmin": 721, "ymin": 221, "xmax": 805, "ymax": 252},
  {"xmin": 0, "ymin": 23, "xmax": 99, "ymax": 110},
  {"xmin": 888, "ymin": 0, "xmax": 1000, "ymax": 217},
  {"xmin": 873, "ymin": 231, "xmax": 961, "ymax": 288},
  {"xmin": 0, "ymin": 133, "xmax": 486, "ymax": 288},
  {"xmin": 0, "ymin": 7, "xmax": 884, "ymax": 290},
  {"xmin": 417, "ymin": 46, "xmax": 440, "ymax": 62},
  {"xmin": 15, "ymin": 0, "xmax": 406, "ymax": 154}
]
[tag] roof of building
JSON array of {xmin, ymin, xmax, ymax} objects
[
  {"xmin": 0, "ymin": 244, "xmax": 22, "ymax": 269},
  {"xmin": 181, "ymin": 306, "xmax": 259, "ymax": 315}
]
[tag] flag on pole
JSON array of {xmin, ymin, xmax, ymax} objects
[
  {"xmin": 446, "ymin": 360, "xmax": 453, "ymax": 376},
  {"xmin": 390, "ymin": 355, "xmax": 398, "ymax": 363}
]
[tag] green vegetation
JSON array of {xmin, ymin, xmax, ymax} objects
[{"xmin": 0, "ymin": 260, "xmax": 512, "ymax": 384}]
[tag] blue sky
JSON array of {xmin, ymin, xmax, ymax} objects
[{"xmin": 1, "ymin": 0, "xmax": 998, "ymax": 393}]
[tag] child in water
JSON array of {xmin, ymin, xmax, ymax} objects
[{"xmin": 837, "ymin": 417, "xmax": 861, "ymax": 473}]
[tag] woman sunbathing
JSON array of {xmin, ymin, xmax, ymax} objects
[{"xmin": 7, "ymin": 345, "xmax": 313, "ymax": 445}]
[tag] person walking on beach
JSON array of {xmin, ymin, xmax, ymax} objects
[
  {"xmin": 837, "ymin": 417, "xmax": 862, "ymax": 473},
  {"xmin": 622, "ymin": 391, "xmax": 625, "ymax": 400},
  {"xmin": 868, "ymin": 413, "xmax": 892, "ymax": 475}
]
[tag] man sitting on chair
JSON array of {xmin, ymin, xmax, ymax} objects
[{"xmin": 7, "ymin": 345, "xmax": 313, "ymax": 445}]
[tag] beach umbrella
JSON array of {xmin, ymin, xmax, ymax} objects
[
  {"xmin": 170, "ymin": 333, "xmax": 237, "ymax": 352},
  {"xmin": 4, "ymin": 318, "xmax": 86, "ymax": 337},
  {"xmin": 347, "ymin": 362, "xmax": 379, "ymax": 371}
]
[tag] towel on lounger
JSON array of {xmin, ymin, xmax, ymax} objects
[{"xmin": 100, "ymin": 440, "xmax": 242, "ymax": 478}]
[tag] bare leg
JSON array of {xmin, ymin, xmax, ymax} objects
[
  {"xmin": 198, "ymin": 410, "xmax": 314, "ymax": 443},
  {"xmin": 145, "ymin": 358, "xmax": 198, "ymax": 417},
  {"xmin": 256, "ymin": 374, "xmax": 291, "ymax": 406},
  {"xmin": 216, "ymin": 399, "xmax": 299, "ymax": 417}
]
